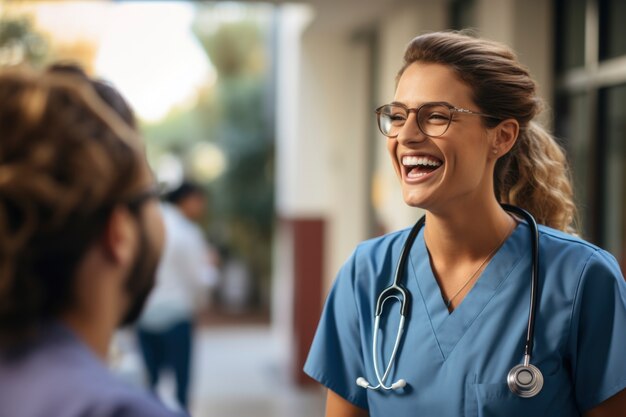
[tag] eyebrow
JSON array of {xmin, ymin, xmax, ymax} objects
[{"xmin": 388, "ymin": 100, "xmax": 455, "ymax": 108}]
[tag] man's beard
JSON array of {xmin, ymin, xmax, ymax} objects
[{"xmin": 119, "ymin": 219, "xmax": 160, "ymax": 327}]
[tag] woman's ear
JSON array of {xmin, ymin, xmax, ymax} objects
[
  {"xmin": 101, "ymin": 205, "xmax": 137, "ymax": 265},
  {"xmin": 490, "ymin": 118, "xmax": 519, "ymax": 158}
]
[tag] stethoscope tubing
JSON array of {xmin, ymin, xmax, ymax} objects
[
  {"xmin": 370, "ymin": 315, "xmax": 406, "ymax": 390},
  {"xmin": 360, "ymin": 204, "xmax": 542, "ymax": 396},
  {"xmin": 500, "ymin": 204, "xmax": 539, "ymax": 360}
]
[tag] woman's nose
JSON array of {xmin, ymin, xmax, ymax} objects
[{"xmin": 396, "ymin": 112, "xmax": 427, "ymax": 144}]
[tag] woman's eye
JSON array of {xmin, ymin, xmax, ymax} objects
[
  {"xmin": 426, "ymin": 113, "xmax": 450, "ymax": 123},
  {"xmin": 388, "ymin": 114, "xmax": 407, "ymax": 124}
]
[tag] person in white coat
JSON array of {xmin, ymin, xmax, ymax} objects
[{"xmin": 137, "ymin": 182, "xmax": 218, "ymax": 410}]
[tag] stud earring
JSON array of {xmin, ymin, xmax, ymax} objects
[{"xmin": 492, "ymin": 149, "xmax": 499, "ymax": 155}]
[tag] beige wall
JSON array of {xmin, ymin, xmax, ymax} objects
[
  {"xmin": 296, "ymin": 29, "xmax": 373, "ymax": 291},
  {"xmin": 475, "ymin": 0, "xmax": 554, "ymax": 123},
  {"xmin": 273, "ymin": 0, "xmax": 555, "ymax": 310},
  {"xmin": 373, "ymin": 0, "xmax": 448, "ymax": 237}
]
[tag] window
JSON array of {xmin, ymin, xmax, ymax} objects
[
  {"xmin": 600, "ymin": 84, "xmax": 626, "ymax": 264},
  {"xmin": 599, "ymin": 0, "xmax": 626, "ymax": 60},
  {"xmin": 555, "ymin": 0, "xmax": 586, "ymax": 71},
  {"xmin": 450, "ymin": 0, "xmax": 477, "ymax": 30},
  {"xmin": 555, "ymin": 0, "xmax": 626, "ymax": 272},
  {"xmin": 555, "ymin": 92, "xmax": 592, "ymax": 236}
]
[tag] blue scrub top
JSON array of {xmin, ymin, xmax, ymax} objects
[{"xmin": 304, "ymin": 222, "xmax": 626, "ymax": 416}]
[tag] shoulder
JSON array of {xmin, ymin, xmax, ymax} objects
[
  {"xmin": 162, "ymin": 204, "xmax": 204, "ymax": 243},
  {"xmin": 49, "ymin": 355, "xmax": 181, "ymax": 417},
  {"xmin": 0, "ymin": 336, "xmax": 181, "ymax": 417},
  {"xmin": 352, "ymin": 227, "xmax": 413, "ymax": 262},
  {"xmin": 537, "ymin": 224, "xmax": 620, "ymax": 272},
  {"xmin": 331, "ymin": 227, "xmax": 414, "ymax": 293},
  {"xmin": 85, "ymin": 384, "xmax": 182, "ymax": 417},
  {"xmin": 340, "ymin": 227, "xmax": 413, "ymax": 276},
  {"xmin": 535, "ymin": 225, "xmax": 623, "ymax": 298},
  {"xmin": 538, "ymin": 224, "xmax": 602, "ymax": 253}
]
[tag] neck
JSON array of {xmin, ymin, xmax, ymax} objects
[
  {"xmin": 59, "ymin": 252, "xmax": 126, "ymax": 360},
  {"xmin": 423, "ymin": 197, "xmax": 516, "ymax": 264},
  {"xmin": 60, "ymin": 311, "xmax": 115, "ymax": 359}
]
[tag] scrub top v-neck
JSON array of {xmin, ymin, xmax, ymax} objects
[{"xmin": 304, "ymin": 222, "xmax": 626, "ymax": 417}]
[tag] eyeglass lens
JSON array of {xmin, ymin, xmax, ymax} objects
[{"xmin": 377, "ymin": 103, "xmax": 452, "ymax": 138}]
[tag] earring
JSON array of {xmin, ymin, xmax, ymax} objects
[{"xmin": 492, "ymin": 149, "xmax": 498, "ymax": 155}]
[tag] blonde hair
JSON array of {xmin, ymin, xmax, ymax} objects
[
  {"xmin": 0, "ymin": 68, "xmax": 144, "ymax": 344},
  {"xmin": 398, "ymin": 31, "xmax": 577, "ymax": 233}
]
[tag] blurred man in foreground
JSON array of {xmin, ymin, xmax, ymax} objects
[{"xmin": 0, "ymin": 68, "xmax": 185, "ymax": 417}]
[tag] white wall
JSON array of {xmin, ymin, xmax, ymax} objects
[
  {"xmin": 271, "ymin": 2, "xmax": 314, "ymax": 349},
  {"xmin": 476, "ymin": 0, "xmax": 554, "ymax": 121},
  {"xmin": 373, "ymin": 0, "xmax": 448, "ymax": 234},
  {"xmin": 274, "ymin": 4, "xmax": 322, "ymax": 218},
  {"xmin": 302, "ymin": 33, "xmax": 372, "ymax": 290},
  {"xmin": 273, "ymin": 0, "xmax": 554, "ymax": 323}
]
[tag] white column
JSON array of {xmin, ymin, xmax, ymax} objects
[
  {"xmin": 271, "ymin": 1, "xmax": 314, "ymax": 362},
  {"xmin": 274, "ymin": 4, "xmax": 317, "ymax": 218},
  {"xmin": 374, "ymin": 0, "xmax": 448, "ymax": 233}
]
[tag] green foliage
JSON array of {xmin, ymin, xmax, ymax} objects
[
  {"xmin": 146, "ymin": 14, "xmax": 275, "ymax": 308},
  {"xmin": 194, "ymin": 21, "xmax": 265, "ymax": 78},
  {"xmin": 0, "ymin": 16, "xmax": 48, "ymax": 67},
  {"xmin": 197, "ymin": 21, "xmax": 275, "ymax": 304}
]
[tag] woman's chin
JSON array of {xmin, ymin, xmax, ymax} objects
[{"xmin": 401, "ymin": 190, "xmax": 430, "ymax": 209}]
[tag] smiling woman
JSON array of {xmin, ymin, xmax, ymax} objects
[{"xmin": 303, "ymin": 31, "xmax": 626, "ymax": 417}]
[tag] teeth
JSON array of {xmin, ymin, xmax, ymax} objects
[{"xmin": 401, "ymin": 155, "xmax": 442, "ymax": 167}]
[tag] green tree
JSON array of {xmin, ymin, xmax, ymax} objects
[
  {"xmin": 193, "ymin": 19, "xmax": 275, "ymax": 308},
  {"xmin": 144, "ymin": 13, "xmax": 276, "ymax": 310},
  {"xmin": 0, "ymin": 16, "xmax": 47, "ymax": 67}
]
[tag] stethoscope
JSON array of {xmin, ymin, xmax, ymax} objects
[{"xmin": 356, "ymin": 204, "xmax": 544, "ymax": 398}]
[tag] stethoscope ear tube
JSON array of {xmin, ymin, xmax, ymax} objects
[
  {"xmin": 360, "ymin": 217, "xmax": 424, "ymax": 392},
  {"xmin": 358, "ymin": 206, "xmax": 543, "ymax": 398}
]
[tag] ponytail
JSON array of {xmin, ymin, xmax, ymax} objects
[{"xmin": 495, "ymin": 122, "xmax": 577, "ymax": 234}]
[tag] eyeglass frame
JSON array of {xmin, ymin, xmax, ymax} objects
[
  {"xmin": 125, "ymin": 185, "xmax": 161, "ymax": 214},
  {"xmin": 375, "ymin": 101, "xmax": 500, "ymax": 138}
]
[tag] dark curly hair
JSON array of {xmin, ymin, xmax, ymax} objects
[{"xmin": 0, "ymin": 68, "xmax": 144, "ymax": 345}]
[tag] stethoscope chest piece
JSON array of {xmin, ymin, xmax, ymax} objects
[
  {"xmin": 358, "ymin": 205, "xmax": 544, "ymax": 398},
  {"xmin": 507, "ymin": 363, "xmax": 544, "ymax": 398}
]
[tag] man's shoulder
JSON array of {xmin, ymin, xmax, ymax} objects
[
  {"xmin": 67, "ymin": 359, "xmax": 182, "ymax": 417},
  {"xmin": 83, "ymin": 384, "xmax": 183, "ymax": 417},
  {"xmin": 0, "ymin": 325, "xmax": 182, "ymax": 417}
]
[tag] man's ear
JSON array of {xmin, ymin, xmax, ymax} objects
[
  {"xmin": 490, "ymin": 118, "xmax": 519, "ymax": 158},
  {"xmin": 101, "ymin": 205, "xmax": 136, "ymax": 265}
]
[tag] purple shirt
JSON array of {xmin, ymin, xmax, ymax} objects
[{"xmin": 0, "ymin": 322, "xmax": 186, "ymax": 417}]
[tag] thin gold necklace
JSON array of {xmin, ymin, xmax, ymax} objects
[{"xmin": 443, "ymin": 221, "xmax": 514, "ymax": 308}]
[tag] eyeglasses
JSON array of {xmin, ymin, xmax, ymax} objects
[
  {"xmin": 125, "ymin": 186, "xmax": 160, "ymax": 213},
  {"xmin": 375, "ymin": 101, "xmax": 498, "ymax": 138}
]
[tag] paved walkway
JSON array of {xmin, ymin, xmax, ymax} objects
[{"xmin": 123, "ymin": 325, "xmax": 326, "ymax": 417}]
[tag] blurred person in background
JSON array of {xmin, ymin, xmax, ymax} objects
[
  {"xmin": 0, "ymin": 68, "xmax": 186, "ymax": 416},
  {"xmin": 137, "ymin": 181, "xmax": 219, "ymax": 411}
]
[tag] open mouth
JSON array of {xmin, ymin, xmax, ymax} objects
[{"xmin": 401, "ymin": 155, "xmax": 443, "ymax": 180}]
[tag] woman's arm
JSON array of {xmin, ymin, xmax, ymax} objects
[
  {"xmin": 584, "ymin": 388, "xmax": 626, "ymax": 417},
  {"xmin": 325, "ymin": 389, "xmax": 368, "ymax": 417}
]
